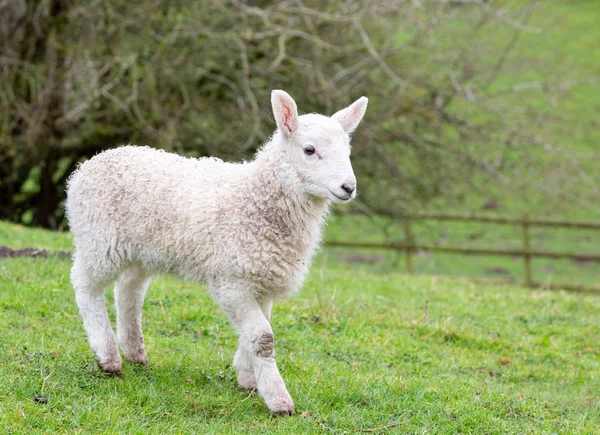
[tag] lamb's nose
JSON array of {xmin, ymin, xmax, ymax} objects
[{"xmin": 341, "ymin": 183, "xmax": 355, "ymax": 195}]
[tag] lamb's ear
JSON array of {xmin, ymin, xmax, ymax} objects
[
  {"xmin": 331, "ymin": 97, "xmax": 368, "ymax": 134},
  {"xmin": 271, "ymin": 90, "xmax": 299, "ymax": 138}
]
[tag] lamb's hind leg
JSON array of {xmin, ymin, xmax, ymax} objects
[
  {"xmin": 72, "ymin": 258, "xmax": 122, "ymax": 374},
  {"xmin": 233, "ymin": 298, "xmax": 273, "ymax": 390},
  {"xmin": 114, "ymin": 266, "xmax": 152, "ymax": 365}
]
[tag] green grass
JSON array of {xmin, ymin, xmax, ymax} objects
[
  {"xmin": 1, "ymin": 223, "xmax": 600, "ymax": 434},
  {"xmin": 0, "ymin": 221, "xmax": 73, "ymax": 251}
]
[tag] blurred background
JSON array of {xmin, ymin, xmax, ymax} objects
[{"xmin": 1, "ymin": 0, "xmax": 599, "ymax": 288}]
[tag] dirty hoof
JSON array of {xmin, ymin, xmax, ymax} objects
[
  {"xmin": 268, "ymin": 397, "xmax": 295, "ymax": 416},
  {"xmin": 97, "ymin": 359, "xmax": 122, "ymax": 376},
  {"xmin": 235, "ymin": 366, "xmax": 256, "ymax": 391},
  {"xmin": 238, "ymin": 384, "xmax": 257, "ymax": 391},
  {"xmin": 127, "ymin": 356, "xmax": 148, "ymax": 366},
  {"xmin": 237, "ymin": 375, "xmax": 256, "ymax": 390},
  {"xmin": 102, "ymin": 369, "xmax": 122, "ymax": 377},
  {"xmin": 124, "ymin": 348, "xmax": 148, "ymax": 365},
  {"xmin": 273, "ymin": 409, "xmax": 294, "ymax": 417},
  {"xmin": 264, "ymin": 389, "xmax": 295, "ymax": 416}
]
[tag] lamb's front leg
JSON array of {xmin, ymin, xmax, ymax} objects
[
  {"xmin": 216, "ymin": 293, "xmax": 293, "ymax": 415},
  {"xmin": 233, "ymin": 298, "xmax": 273, "ymax": 390}
]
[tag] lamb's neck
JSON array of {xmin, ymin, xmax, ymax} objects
[{"xmin": 250, "ymin": 140, "xmax": 330, "ymax": 231}]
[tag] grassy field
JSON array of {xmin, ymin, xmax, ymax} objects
[
  {"xmin": 1, "ymin": 2, "xmax": 599, "ymax": 433},
  {"xmin": 1, "ymin": 222, "xmax": 599, "ymax": 434}
]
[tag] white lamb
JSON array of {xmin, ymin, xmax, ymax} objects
[{"xmin": 66, "ymin": 90, "xmax": 368, "ymax": 415}]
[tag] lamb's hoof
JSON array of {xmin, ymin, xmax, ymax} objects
[
  {"xmin": 125, "ymin": 352, "xmax": 148, "ymax": 366},
  {"xmin": 97, "ymin": 357, "xmax": 122, "ymax": 376},
  {"xmin": 237, "ymin": 375, "xmax": 257, "ymax": 391},
  {"xmin": 99, "ymin": 365, "xmax": 122, "ymax": 377},
  {"xmin": 266, "ymin": 396, "xmax": 295, "ymax": 417},
  {"xmin": 273, "ymin": 409, "xmax": 294, "ymax": 417},
  {"xmin": 238, "ymin": 383, "xmax": 257, "ymax": 391}
]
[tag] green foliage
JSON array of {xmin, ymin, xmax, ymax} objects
[{"xmin": 1, "ymin": 223, "xmax": 599, "ymax": 433}]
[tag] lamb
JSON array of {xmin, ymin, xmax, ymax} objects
[{"xmin": 65, "ymin": 90, "xmax": 368, "ymax": 415}]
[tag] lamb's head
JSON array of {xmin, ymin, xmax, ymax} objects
[{"xmin": 271, "ymin": 90, "xmax": 368, "ymax": 204}]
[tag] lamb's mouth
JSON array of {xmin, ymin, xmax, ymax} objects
[{"xmin": 330, "ymin": 191, "xmax": 352, "ymax": 202}]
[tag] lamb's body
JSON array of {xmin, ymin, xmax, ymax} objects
[
  {"xmin": 66, "ymin": 90, "xmax": 367, "ymax": 415},
  {"xmin": 68, "ymin": 144, "xmax": 326, "ymax": 297}
]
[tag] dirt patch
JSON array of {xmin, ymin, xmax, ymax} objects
[
  {"xmin": 571, "ymin": 256, "xmax": 597, "ymax": 266},
  {"xmin": 341, "ymin": 254, "xmax": 382, "ymax": 265},
  {"xmin": 481, "ymin": 199, "xmax": 500, "ymax": 211},
  {"xmin": 484, "ymin": 267, "xmax": 512, "ymax": 277},
  {"xmin": 0, "ymin": 246, "xmax": 71, "ymax": 260}
]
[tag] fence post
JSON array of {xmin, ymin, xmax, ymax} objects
[
  {"xmin": 522, "ymin": 216, "xmax": 533, "ymax": 287},
  {"xmin": 404, "ymin": 219, "xmax": 414, "ymax": 274}
]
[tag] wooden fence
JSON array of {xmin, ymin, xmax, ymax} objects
[{"xmin": 326, "ymin": 212, "xmax": 600, "ymax": 293}]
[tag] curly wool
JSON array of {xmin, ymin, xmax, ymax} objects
[{"xmin": 66, "ymin": 137, "xmax": 329, "ymax": 299}]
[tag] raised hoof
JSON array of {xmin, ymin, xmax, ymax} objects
[
  {"xmin": 238, "ymin": 384, "xmax": 257, "ymax": 391},
  {"xmin": 236, "ymin": 370, "xmax": 256, "ymax": 391},
  {"xmin": 273, "ymin": 409, "xmax": 294, "ymax": 417}
]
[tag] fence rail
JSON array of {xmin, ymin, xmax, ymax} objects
[
  {"xmin": 410, "ymin": 212, "xmax": 600, "ymax": 230},
  {"xmin": 326, "ymin": 213, "xmax": 600, "ymax": 293}
]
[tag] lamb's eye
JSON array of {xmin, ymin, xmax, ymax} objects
[{"xmin": 303, "ymin": 145, "xmax": 316, "ymax": 156}]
